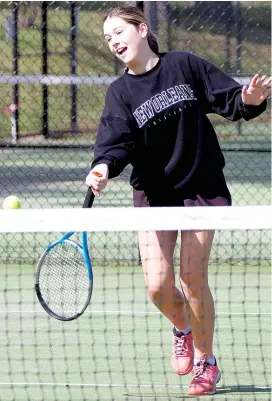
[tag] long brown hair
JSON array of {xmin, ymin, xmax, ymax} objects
[{"xmin": 103, "ymin": 5, "xmax": 159, "ymax": 55}]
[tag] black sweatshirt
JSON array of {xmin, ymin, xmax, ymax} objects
[{"xmin": 92, "ymin": 51, "xmax": 266, "ymax": 206}]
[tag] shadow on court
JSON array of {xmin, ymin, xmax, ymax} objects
[{"xmin": 123, "ymin": 385, "xmax": 272, "ymax": 400}]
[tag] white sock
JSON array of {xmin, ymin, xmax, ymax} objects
[
  {"xmin": 207, "ymin": 356, "xmax": 216, "ymax": 365},
  {"xmin": 175, "ymin": 326, "xmax": 191, "ymax": 335},
  {"xmin": 194, "ymin": 356, "xmax": 216, "ymax": 366}
]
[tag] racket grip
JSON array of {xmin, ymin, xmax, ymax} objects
[
  {"xmin": 83, "ymin": 171, "xmax": 102, "ymax": 208},
  {"xmin": 83, "ymin": 187, "xmax": 95, "ymax": 208}
]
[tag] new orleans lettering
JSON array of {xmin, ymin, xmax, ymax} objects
[{"xmin": 133, "ymin": 84, "xmax": 197, "ymax": 128}]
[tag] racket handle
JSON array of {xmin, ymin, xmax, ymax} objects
[
  {"xmin": 83, "ymin": 171, "xmax": 102, "ymax": 208},
  {"xmin": 83, "ymin": 187, "xmax": 95, "ymax": 208}
]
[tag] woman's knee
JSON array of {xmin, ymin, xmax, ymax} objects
[{"xmin": 146, "ymin": 281, "xmax": 175, "ymax": 304}]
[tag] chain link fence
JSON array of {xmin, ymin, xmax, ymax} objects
[
  {"xmin": 0, "ymin": 1, "xmax": 271, "ymax": 211},
  {"xmin": 0, "ymin": 5, "xmax": 271, "ymax": 398}
]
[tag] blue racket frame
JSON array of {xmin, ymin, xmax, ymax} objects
[
  {"xmin": 35, "ymin": 231, "xmax": 94, "ymax": 321},
  {"xmin": 46, "ymin": 231, "xmax": 93, "ymax": 282},
  {"xmin": 35, "ymin": 188, "xmax": 95, "ymax": 321}
]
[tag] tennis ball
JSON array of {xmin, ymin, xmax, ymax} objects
[{"xmin": 2, "ymin": 195, "xmax": 21, "ymax": 210}]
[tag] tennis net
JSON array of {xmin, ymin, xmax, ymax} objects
[{"xmin": 0, "ymin": 205, "xmax": 271, "ymax": 401}]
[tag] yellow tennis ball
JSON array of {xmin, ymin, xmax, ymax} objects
[{"xmin": 2, "ymin": 196, "xmax": 21, "ymax": 209}]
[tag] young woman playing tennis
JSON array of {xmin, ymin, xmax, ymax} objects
[{"xmin": 85, "ymin": 5, "xmax": 271, "ymax": 396}]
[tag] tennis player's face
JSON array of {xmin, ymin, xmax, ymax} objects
[{"xmin": 103, "ymin": 17, "xmax": 147, "ymax": 66}]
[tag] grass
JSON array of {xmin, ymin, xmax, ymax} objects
[
  {"xmin": 0, "ymin": 5, "xmax": 271, "ymax": 140},
  {"xmin": 0, "ymin": 83, "xmax": 108, "ymax": 135}
]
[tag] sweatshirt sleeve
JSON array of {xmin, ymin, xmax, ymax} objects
[
  {"xmin": 187, "ymin": 53, "xmax": 267, "ymax": 121},
  {"xmin": 204, "ymin": 63, "xmax": 267, "ymax": 121},
  {"xmin": 91, "ymin": 83, "xmax": 135, "ymax": 179}
]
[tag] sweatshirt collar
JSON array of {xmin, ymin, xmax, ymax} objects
[{"xmin": 124, "ymin": 53, "xmax": 166, "ymax": 78}]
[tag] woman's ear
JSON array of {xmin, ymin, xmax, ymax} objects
[{"xmin": 138, "ymin": 23, "xmax": 148, "ymax": 38}]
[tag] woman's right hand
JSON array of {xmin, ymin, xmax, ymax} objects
[{"xmin": 85, "ymin": 163, "xmax": 109, "ymax": 197}]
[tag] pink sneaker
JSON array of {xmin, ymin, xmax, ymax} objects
[
  {"xmin": 187, "ymin": 354, "xmax": 221, "ymax": 396},
  {"xmin": 171, "ymin": 329, "xmax": 194, "ymax": 375}
]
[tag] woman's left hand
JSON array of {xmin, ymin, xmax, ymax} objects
[{"xmin": 242, "ymin": 74, "xmax": 271, "ymax": 106}]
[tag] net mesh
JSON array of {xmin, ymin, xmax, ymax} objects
[{"xmin": 0, "ymin": 206, "xmax": 271, "ymax": 401}]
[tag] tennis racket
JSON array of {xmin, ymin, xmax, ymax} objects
[{"xmin": 35, "ymin": 180, "xmax": 99, "ymax": 321}]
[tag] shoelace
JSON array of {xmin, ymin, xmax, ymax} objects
[
  {"xmin": 174, "ymin": 336, "xmax": 189, "ymax": 356},
  {"xmin": 194, "ymin": 361, "xmax": 208, "ymax": 378},
  {"xmin": 193, "ymin": 360, "xmax": 216, "ymax": 381}
]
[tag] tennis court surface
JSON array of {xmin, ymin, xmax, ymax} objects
[{"xmin": 0, "ymin": 206, "xmax": 271, "ymax": 401}]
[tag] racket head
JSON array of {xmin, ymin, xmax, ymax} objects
[{"xmin": 35, "ymin": 233, "xmax": 93, "ymax": 321}]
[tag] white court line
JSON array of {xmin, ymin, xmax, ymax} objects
[
  {"xmin": 0, "ymin": 309, "xmax": 270, "ymax": 316},
  {"xmin": 0, "ymin": 382, "xmax": 270, "ymax": 390}
]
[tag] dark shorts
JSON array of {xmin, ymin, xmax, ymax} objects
[{"xmin": 133, "ymin": 189, "xmax": 231, "ymax": 208}]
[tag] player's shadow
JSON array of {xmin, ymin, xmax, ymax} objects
[
  {"xmin": 210, "ymin": 385, "xmax": 271, "ymax": 395},
  {"xmin": 123, "ymin": 385, "xmax": 271, "ymax": 399}
]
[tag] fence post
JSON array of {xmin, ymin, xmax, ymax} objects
[
  {"xmin": 166, "ymin": 2, "xmax": 172, "ymax": 52},
  {"xmin": 149, "ymin": 2, "xmax": 158, "ymax": 34},
  {"xmin": 136, "ymin": 2, "xmax": 144, "ymax": 12},
  {"xmin": 41, "ymin": 2, "xmax": 48, "ymax": 138},
  {"xmin": 12, "ymin": 2, "xmax": 19, "ymax": 141},
  {"xmin": 234, "ymin": 1, "xmax": 242, "ymax": 136},
  {"xmin": 235, "ymin": 1, "xmax": 242, "ymax": 74},
  {"xmin": 70, "ymin": 2, "xmax": 78, "ymax": 134},
  {"xmin": 225, "ymin": 2, "xmax": 233, "ymax": 73}
]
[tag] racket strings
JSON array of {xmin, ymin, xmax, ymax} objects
[{"xmin": 38, "ymin": 242, "xmax": 89, "ymax": 317}]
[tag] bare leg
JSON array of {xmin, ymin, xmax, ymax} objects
[
  {"xmin": 139, "ymin": 230, "xmax": 190, "ymax": 330},
  {"xmin": 179, "ymin": 230, "xmax": 215, "ymax": 358}
]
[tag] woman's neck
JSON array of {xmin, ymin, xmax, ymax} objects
[{"xmin": 127, "ymin": 53, "xmax": 160, "ymax": 75}]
